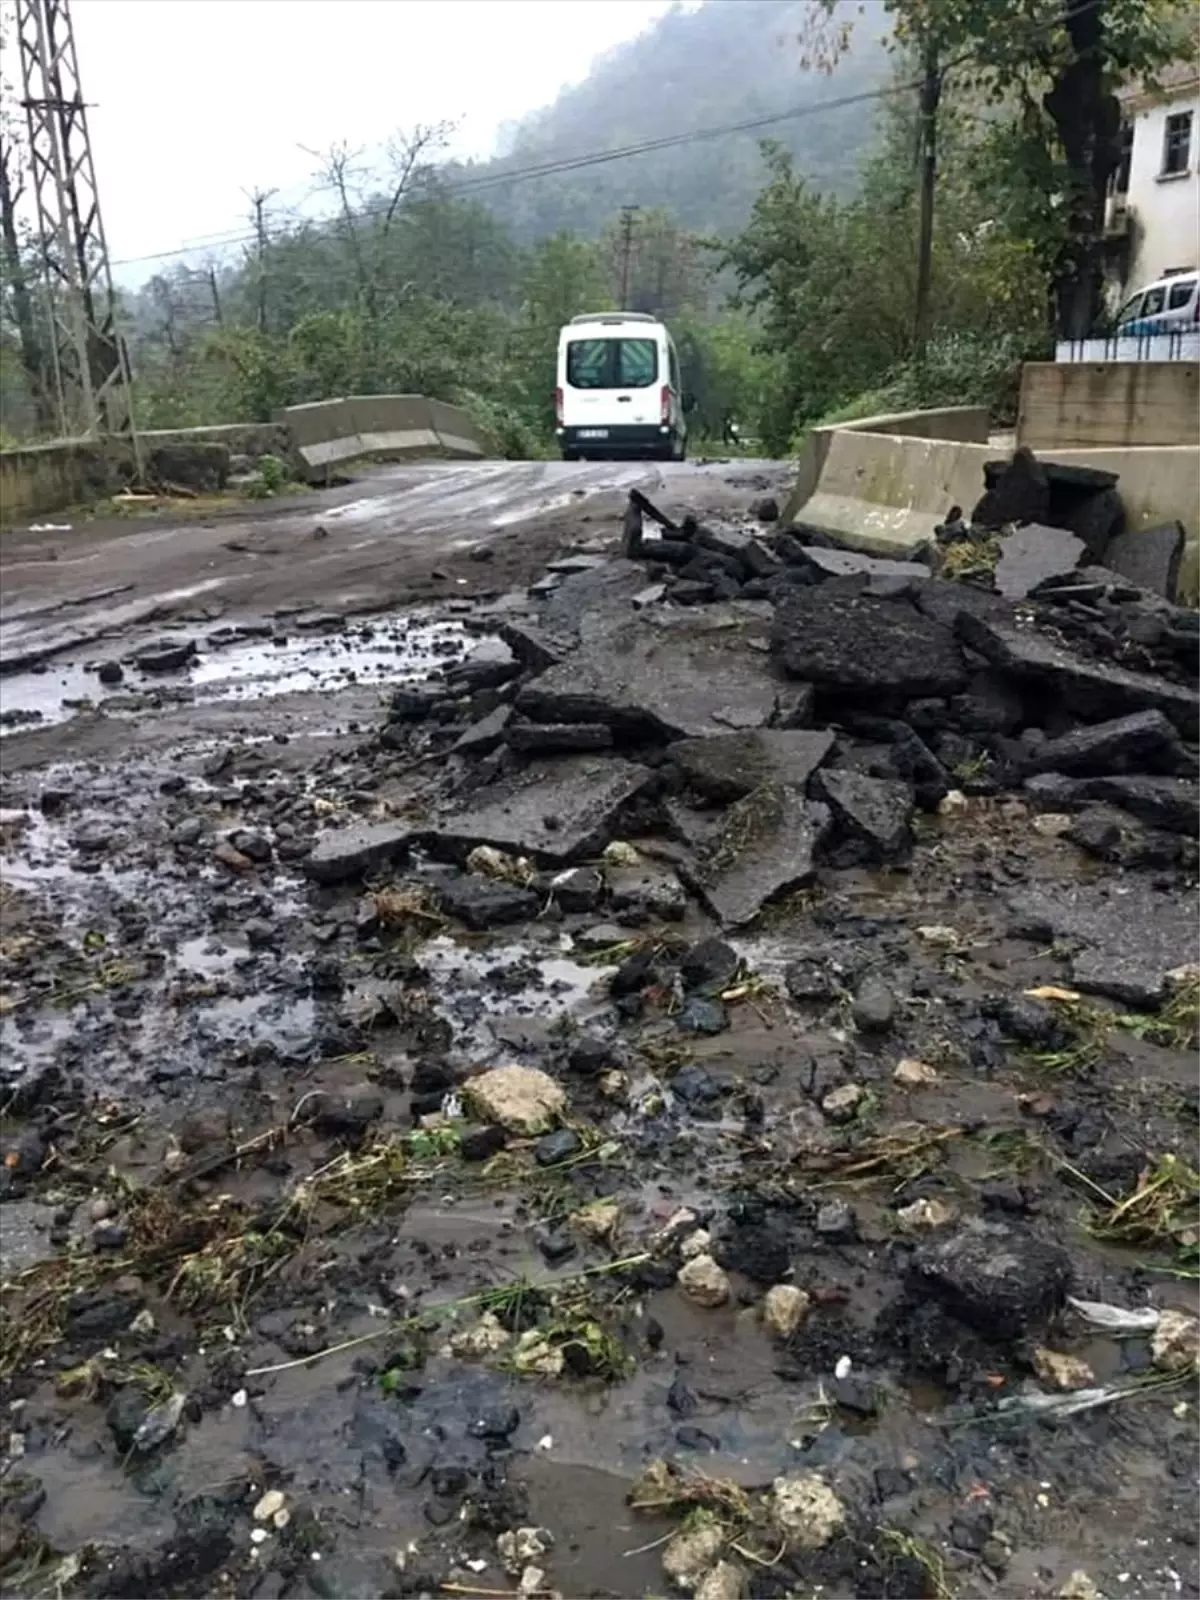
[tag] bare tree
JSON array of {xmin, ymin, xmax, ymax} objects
[{"xmin": 0, "ymin": 63, "xmax": 53, "ymax": 430}]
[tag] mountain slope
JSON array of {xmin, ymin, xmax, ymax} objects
[{"xmin": 450, "ymin": 0, "xmax": 890, "ymax": 243}]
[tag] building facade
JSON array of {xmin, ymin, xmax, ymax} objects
[{"xmin": 1107, "ymin": 60, "xmax": 1199, "ymax": 298}]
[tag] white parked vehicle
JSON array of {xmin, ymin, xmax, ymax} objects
[
  {"xmin": 1114, "ymin": 271, "xmax": 1198, "ymax": 336},
  {"xmin": 554, "ymin": 313, "xmax": 690, "ymax": 461}
]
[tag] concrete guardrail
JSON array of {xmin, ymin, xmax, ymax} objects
[{"xmin": 281, "ymin": 394, "xmax": 489, "ymax": 478}]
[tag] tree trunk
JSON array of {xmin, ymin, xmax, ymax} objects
[
  {"xmin": 912, "ymin": 36, "xmax": 941, "ymax": 362},
  {"xmin": 1043, "ymin": 0, "xmax": 1122, "ymax": 340},
  {"xmin": 0, "ymin": 141, "xmax": 55, "ymax": 433}
]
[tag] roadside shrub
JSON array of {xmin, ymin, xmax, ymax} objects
[{"xmin": 257, "ymin": 453, "xmax": 289, "ymax": 493}]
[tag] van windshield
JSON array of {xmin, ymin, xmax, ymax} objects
[{"xmin": 566, "ymin": 337, "xmax": 658, "ymax": 389}]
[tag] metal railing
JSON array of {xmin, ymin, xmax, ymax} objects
[{"xmin": 1055, "ymin": 328, "xmax": 1200, "ymax": 363}]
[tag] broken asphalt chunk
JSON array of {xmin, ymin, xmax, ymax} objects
[
  {"xmin": 303, "ymin": 820, "xmax": 411, "ymax": 886},
  {"xmin": 956, "ymin": 612, "xmax": 1199, "ymax": 735},
  {"xmin": 682, "ymin": 785, "xmax": 830, "ymax": 929},
  {"xmin": 670, "ymin": 728, "xmax": 834, "ymax": 803},
  {"xmin": 993, "ymin": 524, "xmax": 1086, "ymax": 599},
  {"xmin": 910, "ymin": 1221, "xmax": 1071, "ymax": 1339},
  {"xmin": 772, "ymin": 590, "xmax": 967, "ymax": 699},
  {"xmin": 1020, "ymin": 709, "xmax": 1184, "ymax": 778},
  {"xmin": 812, "ymin": 768, "xmax": 914, "ymax": 862}
]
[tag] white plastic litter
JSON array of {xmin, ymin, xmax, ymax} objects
[{"xmin": 1067, "ymin": 1296, "xmax": 1161, "ymax": 1334}]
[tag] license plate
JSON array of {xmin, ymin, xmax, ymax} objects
[{"xmin": 578, "ymin": 428, "xmax": 609, "ymax": 440}]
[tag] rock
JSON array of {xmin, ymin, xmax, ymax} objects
[
  {"xmin": 301, "ymin": 1090, "xmax": 384, "ymax": 1139},
  {"xmin": 762, "ymin": 1284, "xmax": 810, "ymax": 1339},
  {"xmin": 448, "ymin": 1312, "xmax": 510, "ymax": 1359},
  {"xmin": 1150, "ymin": 1308, "xmax": 1199, "ymax": 1373},
  {"xmin": 420, "ymin": 756, "xmax": 653, "ymax": 867},
  {"xmin": 893, "ymin": 1058, "xmax": 938, "ymax": 1087},
  {"xmin": 910, "ymin": 1221, "xmax": 1071, "ymax": 1338},
  {"xmin": 212, "ymin": 839, "xmax": 254, "ymax": 874},
  {"xmin": 304, "ymin": 820, "xmax": 411, "ymax": 885},
  {"xmin": 388, "ymin": 684, "xmax": 444, "ymax": 722},
  {"xmin": 463, "ymin": 1066, "xmax": 565, "ymax": 1134},
  {"xmin": 1061, "ymin": 809, "xmax": 1126, "ymax": 859},
  {"xmin": 679, "ymin": 937, "xmax": 740, "ymax": 993},
  {"xmin": 608, "ymin": 865, "xmax": 687, "ymax": 921},
  {"xmin": 695, "ymin": 1561, "xmax": 747, "ymax": 1600},
  {"xmin": 453, "ymin": 705, "xmax": 512, "ymax": 756},
  {"xmin": 97, "ymin": 660, "xmax": 124, "ymax": 685},
  {"xmin": 254, "ymin": 1489, "xmax": 287, "ymax": 1522},
  {"xmin": 567, "ymin": 1034, "xmax": 618, "ymax": 1075},
  {"xmin": 437, "ymin": 875, "xmax": 539, "ymax": 930},
  {"xmin": 1105, "ymin": 521, "xmax": 1185, "ymax": 600},
  {"xmin": 684, "ymin": 785, "xmax": 829, "ymax": 929},
  {"xmin": 812, "ymin": 769, "xmax": 913, "ymax": 861},
  {"xmin": 971, "ymin": 446, "xmax": 1050, "ymax": 528},
  {"xmin": 751, "ymin": 496, "xmax": 780, "ymax": 522},
  {"xmin": 1032, "ymin": 1346, "xmax": 1096, "ymax": 1390},
  {"xmin": 896, "ymin": 1197, "xmax": 956, "ymax": 1232},
  {"xmin": 956, "ymin": 612, "xmax": 1198, "ymax": 735},
  {"xmin": 170, "ymin": 816, "xmax": 205, "ymax": 847},
  {"xmin": 772, "ymin": 590, "xmax": 967, "ymax": 698},
  {"xmin": 784, "ymin": 959, "xmax": 835, "ymax": 1002},
  {"xmin": 548, "ymin": 865, "xmax": 604, "ymax": 912},
  {"xmin": 1071, "ymin": 774, "xmax": 1198, "ymax": 836},
  {"xmin": 1021, "ymin": 709, "xmax": 1183, "ymax": 778},
  {"xmin": 950, "ymin": 1499, "xmax": 994, "ymax": 1553},
  {"xmin": 851, "ymin": 977, "xmax": 895, "ymax": 1033},
  {"xmin": 106, "ymin": 1387, "xmax": 151, "ymax": 1452},
  {"xmin": 570, "ymin": 1198, "xmax": 621, "ymax": 1246},
  {"xmin": 769, "ymin": 1473, "xmax": 845, "ymax": 1551},
  {"xmin": 507, "ymin": 721, "xmax": 614, "ymax": 753},
  {"xmin": 92, "ymin": 1221, "xmax": 129, "ymax": 1250},
  {"xmin": 458, "ymin": 1124, "xmax": 506, "ymax": 1162},
  {"xmin": 1059, "ymin": 1572, "xmax": 1103, "ymax": 1600},
  {"xmin": 814, "ymin": 1199, "xmax": 857, "ymax": 1242},
  {"xmin": 448, "ymin": 638, "xmax": 519, "ymax": 692},
  {"xmin": 671, "ymin": 728, "xmax": 834, "ymax": 803},
  {"xmin": 677, "ymin": 1254, "xmax": 731, "ymax": 1308},
  {"xmin": 534, "ymin": 1127, "xmax": 582, "ymax": 1166},
  {"xmin": 951, "ymin": 670, "xmax": 1025, "ymax": 734},
  {"xmin": 676, "ymin": 997, "xmax": 728, "ymax": 1035},
  {"xmin": 671, "ymin": 1065, "xmax": 723, "ymax": 1104},
  {"xmin": 1008, "ymin": 880, "xmax": 1197, "ymax": 1006},
  {"xmin": 134, "ymin": 637, "xmax": 197, "ymax": 673},
  {"xmin": 821, "ymin": 1083, "xmax": 864, "ymax": 1123},
  {"xmin": 230, "ymin": 829, "xmax": 271, "ymax": 863},
  {"xmin": 517, "ymin": 609, "xmax": 779, "ymax": 740},
  {"xmin": 796, "ymin": 546, "xmax": 931, "ymax": 584},
  {"xmin": 993, "ymin": 524, "xmax": 1086, "ymax": 599},
  {"xmin": 662, "ymin": 1525, "xmax": 725, "ymax": 1593}
]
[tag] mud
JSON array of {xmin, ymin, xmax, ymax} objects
[{"xmin": 0, "ymin": 461, "xmax": 1196, "ymax": 1600}]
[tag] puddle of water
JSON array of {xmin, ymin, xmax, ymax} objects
[{"xmin": 0, "ymin": 612, "xmax": 477, "ymax": 734}]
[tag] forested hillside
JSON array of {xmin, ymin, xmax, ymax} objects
[{"xmin": 446, "ymin": 0, "xmax": 890, "ymax": 241}]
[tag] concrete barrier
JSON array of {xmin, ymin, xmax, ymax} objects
[
  {"xmin": 281, "ymin": 394, "xmax": 489, "ymax": 478},
  {"xmin": 786, "ymin": 425, "xmax": 1200, "ymax": 590},
  {"xmin": 1018, "ymin": 361, "xmax": 1200, "ymax": 449},
  {"xmin": 0, "ymin": 438, "xmax": 116, "ymax": 521}
]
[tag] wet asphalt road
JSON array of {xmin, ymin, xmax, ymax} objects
[{"xmin": 0, "ymin": 457, "xmax": 794, "ymax": 673}]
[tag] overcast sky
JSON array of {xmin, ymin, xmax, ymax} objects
[{"xmin": 65, "ymin": 0, "xmax": 679, "ymax": 283}]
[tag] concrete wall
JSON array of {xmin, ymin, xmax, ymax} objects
[
  {"xmin": 0, "ymin": 438, "xmax": 118, "ymax": 521},
  {"xmin": 139, "ymin": 421, "xmax": 290, "ymax": 461},
  {"xmin": 786, "ymin": 406, "xmax": 990, "ymax": 525},
  {"xmin": 786, "ymin": 423, "xmax": 1200, "ymax": 594},
  {"xmin": 1018, "ymin": 361, "xmax": 1200, "ymax": 449}
]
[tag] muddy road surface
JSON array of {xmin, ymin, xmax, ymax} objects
[{"xmin": 0, "ymin": 459, "xmax": 1197, "ymax": 1600}]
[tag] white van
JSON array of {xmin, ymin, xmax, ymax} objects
[
  {"xmin": 554, "ymin": 313, "xmax": 689, "ymax": 462},
  {"xmin": 1114, "ymin": 271, "xmax": 1198, "ymax": 336}
]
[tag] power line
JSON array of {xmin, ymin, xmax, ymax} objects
[{"xmin": 109, "ymin": 0, "xmax": 1108, "ymax": 273}]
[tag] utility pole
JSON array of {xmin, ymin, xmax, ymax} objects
[
  {"xmin": 16, "ymin": 0, "xmax": 139, "ymax": 456},
  {"xmin": 618, "ymin": 204, "xmax": 640, "ymax": 310},
  {"xmin": 245, "ymin": 186, "xmax": 276, "ymax": 335},
  {"xmin": 912, "ymin": 34, "xmax": 942, "ymax": 363}
]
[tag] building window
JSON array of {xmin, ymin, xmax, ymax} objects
[
  {"xmin": 1113, "ymin": 124, "xmax": 1133, "ymax": 194},
  {"xmin": 1161, "ymin": 110, "xmax": 1192, "ymax": 176}
]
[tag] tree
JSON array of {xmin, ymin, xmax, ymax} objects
[
  {"xmin": 0, "ymin": 53, "xmax": 54, "ymax": 434},
  {"xmin": 801, "ymin": 0, "xmax": 1188, "ymax": 337}
]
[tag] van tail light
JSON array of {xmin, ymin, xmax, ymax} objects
[
  {"xmin": 660, "ymin": 385, "xmax": 672, "ymax": 424},
  {"xmin": 554, "ymin": 387, "xmax": 564, "ymax": 425}
]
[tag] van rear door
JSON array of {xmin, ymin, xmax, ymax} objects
[{"xmin": 562, "ymin": 333, "xmax": 661, "ymax": 432}]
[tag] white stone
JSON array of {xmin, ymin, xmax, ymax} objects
[
  {"xmin": 895, "ymin": 1197, "xmax": 956, "ymax": 1232},
  {"xmin": 448, "ymin": 1312, "xmax": 510, "ymax": 1360},
  {"xmin": 1032, "ymin": 1346, "xmax": 1096, "ymax": 1390},
  {"xmin": 1058, "ymin": 1572, "xmax": 1102, "ymax": 1600},
  {"xmin": 695, "ymin": 1559, "xmax": 747, "ymax": 1600},
  {"xmin": 821, "ymin": 1083, "xmax": 864, "ymax": 1121},
  {"xmin": 762, "ymin": 1284, "xmax": 810, "ymax": 1340},
  {"xmin": 769, "ymin": 1472, "xmax": 845, "ymax": 1550},
  {"xmin": 463, "ymin": 1065, "xmax": 566, "ymax": 1134},
  {"xmin": 679, "ymin": 1228, "xmax": 712, "ymax": 1260},
  {"xmin": 253, "ymin": 1489, "xmax": 286, "ymax": 1522},
  {"xmin": 570, "ymin": 1198, "xmax": 621, "ymax": 1245},
  {"xmin": 937, "ymin": 789, "xmax": 970, "ymax": 816},
  {"xmin": 662, "ymin": 1525, "xmax": 725, "ymax": 1592},
  {"xmin": 497, "ymin": 1528, "xmax": 551, "ymax": 1576},
  {"xmin": 893, "ymin": 1057, "xmax": 938, "ymax": 1086},
  {"xmin": 677, "ymin": 1253, "xmax": 731, "ymax": 1308},
  {"xmin": 1032, "ymin": 812, "xmax": 1073, "ymax": 837},
  {"xmin": 1151, "ymin": 1308, "xmax": 1200, "ymax": 1374}
]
